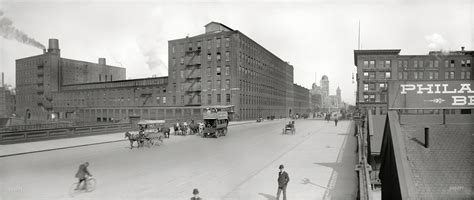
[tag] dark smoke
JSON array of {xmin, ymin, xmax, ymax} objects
[{"xmin": 0, "ymin": 10, "xmax": 46, "ymax": 50}]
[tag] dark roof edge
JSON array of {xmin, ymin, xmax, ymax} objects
[{"xmin": 386, "ymin": 111, "xmax": 417, "ymax": 199}]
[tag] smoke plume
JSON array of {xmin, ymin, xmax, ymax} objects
[
  {"xmin": 0, "ymin": 10, "xmax": 46, "ymax": 50},
  {"xmin": 425, "ymin": 33, "xmax": 448, "ymax": 50},
  {"xmin": 137, "ymin": 35, "xmax": 168, "ymax": 76}
]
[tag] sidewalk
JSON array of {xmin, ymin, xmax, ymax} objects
[{"xmin": 0, "ymin": 120, "xmax": 258, "ymax": 157}]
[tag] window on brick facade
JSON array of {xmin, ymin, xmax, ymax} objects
[
  {"xmin": 207, "ymin": 53, "xmax": 211, "ymax": 61},
  {"xmin": 363, "ymin": 72, "xmax": 369, "ymax": 78},
  {"xmin": 217, "ymin": 94, "xmax": 221, "ymax": 103},
  {"xmin": 369, "ymin": 72, "xmax": 375, "ymax": 79},
  {"xmin": 364, "ymin": 95, "xmax": 369, "ymax": 102},
  {"xmin": 216, "ymin": 66, "xmax": 221, "ymax": 76},
  {"xmin": 414, "ymin": 60, "xmax": 418, "ymax": 68},
  {"xmin": 467, "ymin": 72, "xmax": 471, "ymax": 79},
  {"xmin": 180, "ymin": 57, "xmax": 184, "ymax": 65},
  {"xmin": 369, "ymin": 61, "xmax": 375, "ymax": 68},
  {"xmin": 385, "ymin": 60, "xmax": 390, "ymax": 68},
  {"xmin": 156, "ymin": 97, "xmax": 160, "ymax": 104},
  {"xmin": 216, "ymin": 80, "xmax": 221, "ymax": 89},
  {"xmin": 418, "ymin": 72, "xmax": 423, "ymax": 79},
  {"xmin": 369, "ymin": 95, "xmax": 375, "ymax": 102},
  {"xmin": 385, "ymin": 72, "xmax": 391, "ymax": 79},
  {"xmin": 216, "ymin": 38, "xmax": 221, "ymax": 48},
  {"xmin": 225, "ymin": 37, "xmax": 230, "ymax": 47},
  {"xmin": 207, "ymin": 67, "xmax": 211, "ymax": 76},
  {"xmin": 398, "ymin": 72, "xmax": 403, "ymax": 79},
  {"xmin": 363, "ymin": 61, "xmax": 369, "ymax": 68},
  {"xmin": 225, "ymin": 66, "xmax": 230, "ymax": 76},
  {"xmin": 226, "ymin": 94, "xmax": 230, "ymax": 104},
  {"xmin": 434, "ymin": 72, "xmax": 439, "ymax": 79},
  {"xmin": 450, "ymin": 71, "xmax": 454, "ymax": 79},
  {"xmin": 419, "ymin": 60, "xmax": 423, "ymax": 68},
  {"xmin": 207, "ymin": 80, "xmax": 212, "ymax": 90},
  {"xmin": 428, "ymin": 60, "xmax": 433, "ymax": 68},
  {"xmin": 434, "ymin": 60, "xmax": 439, "ymax": 68},
  {"xmin": 225, "ymin": 79, "xmax": 230, "ymax": 89},
  {"xmin": 414, "ymin": 72, "xmax": 418, "ymax": 79},
  {"xmin": 207, "ymin": 94, "xmax": 211, "ymax": 105},
  {"xmin": 467, "ymin": 60, "xmax": 471, "ymax": 67},
  {"xmin": 225, "ymin": 51, "xmax": 230, "ymax": 62},
  {"xmin": 450, "ymin": 60, "xmax": 455, "ymax": 68},
  {"xmin": 364, "ymin": 84, "xmax": 369, "ymax": 91},
  {"xmin": 216, "ymin": 53, "xmax": 221, "ymax": 61}
]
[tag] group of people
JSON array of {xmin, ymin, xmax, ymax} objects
[{"xmin": 73, "ymin": 163, "xmax": 291, "ymax": 200}]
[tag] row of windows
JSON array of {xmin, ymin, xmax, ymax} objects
[
  {"xmin": 171, "ymin": 37, "xmax": 231, "ymax": 53},
  {"xmin": 363, "ymin": 59, "xmax": 471, "ymax": 69},
  {"xmin": 363, "ymin": 71, "xmax": 391, "ymax": 79},
  {"xmin": 363, "ymin": 83, "xmax": 387, "ymax": 91},
  {"xmin": 362, "ymin": 94, "xmax": 387, "ymax": 103},
  {"xmin": 54, "ymin": 95, "xmax": 168, "ymax": 107}
]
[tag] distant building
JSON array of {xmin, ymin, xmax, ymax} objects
[
  {"xmin": 353, "ymin": 48, "xmax": 473, "ymax": 116},
  {"xmin": 15, "ymin": 39, "xmax": 125, "ymax": 121},
  {"xmin": 0, "ymin": 78, "xmax": 16, "ymax": 118},
  {"xmin": 293, "ymin": 84, "xmax": 310, "ymax": 116}
]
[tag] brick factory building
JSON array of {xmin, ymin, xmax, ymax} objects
[
  {"xmin": 354, "ymin": 48, "xmax": 473, "ymax": 116},
  {"xmin": 13, "ymin": 22, "xmax": 310, "ymax": 123},
  {"xmin": 15, "ymin": 39, "xmax": 125, "ymax": 121},
  {"xmin": 293, "ymin": 83, "xmax": 310, "ymax": 116},
  {"xmin": 168, "ymin": 22, "xmax": 299, "ymax": 120}
]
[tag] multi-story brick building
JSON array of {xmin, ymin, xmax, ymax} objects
[
  {"xmin": 168, "ymin": 22, "xmax": 296, "ymax": 120},
  {"xmin": 293, "ymin": 84, "xmax": 310, "ymax": 116},
  {"xmin": 15, "ymin": 39, "xmax": 125, "ymax": 121},
  {"xmin": 14, "ymin": 22, "xmax": 310, "ymax": 123},
  {"xmin": 354, "ymin": 48, "xmax": 473, "ymax": 115}
]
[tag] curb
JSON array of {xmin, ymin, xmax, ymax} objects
[
  {"xmin": 0, "ymin": 120, "xmax": 260, "ymax": 158},
  {"xmin": 0, "ymin": 139, "xmax": 127, "ymax": 158}
]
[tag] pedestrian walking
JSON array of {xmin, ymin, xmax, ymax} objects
[
  {"xmin": 190, "ymin": 188, "xmax": 202, "ymax": 200},
  {"xmin": 276, "ymin": 164, "xmax": 290, "ymax": 200},
  {"xmin": 334, "ymin": 118, "xmax": 338, "ymax": 127}
]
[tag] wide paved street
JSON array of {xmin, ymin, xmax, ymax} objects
[{"xmin": 0, "ymin": 120, "xmax": 357, "ymax": 200}]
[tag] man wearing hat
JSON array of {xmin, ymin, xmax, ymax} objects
[
  {"xmin": 277, "ymin": 164, "xmax": 290, "ymax": 200},
  {"xmin": 190, "ymin": 188, "xmax": 201, "ymax": 200}
]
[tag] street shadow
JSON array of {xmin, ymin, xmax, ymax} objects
[
  {"xmin": 258, "ymin": 193, "xmax": 275, "ymax": 200},
  {"xmin": 301, "ymin": 178, "xmax": 331, "ymax": 190},
  {"xmin": 410, "ymin": 137, "xmax": 425, "ymax": 147},
  {"xmin": 313, "ymin": 122, "xmax": 358, "ymax": 200}
]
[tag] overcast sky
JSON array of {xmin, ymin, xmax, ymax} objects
[{"xmin": 1, "ymin": 0, "xmax": 472, "ymax": 104}]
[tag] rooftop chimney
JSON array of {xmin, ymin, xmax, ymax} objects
[
  {"xmin": 98, "ymin": 58, "xmax": 106, "ymax": 65},
  {"xmin": 47, "ymin": 38, "xmax": 60, "ymax": 56},
  {"xmin": 1, "ymin": 72, "xmax": 4, "ymax": 87},
  {"xmin": 461, "ymin": 46, "xmax": 465, "ymax": 51}
]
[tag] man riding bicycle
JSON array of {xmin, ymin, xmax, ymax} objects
[{"xmin": 75, "ymin": 162, "xmax": 92, "ymax": 190}]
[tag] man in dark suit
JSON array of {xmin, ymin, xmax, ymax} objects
[{"xmin": 277, "ymin": 164, "xmax": 290, "ymax": 200}]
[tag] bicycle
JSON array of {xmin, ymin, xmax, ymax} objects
[{"xmin": 69, "ymin": 176, "xmax": 97, "ymax": 197}]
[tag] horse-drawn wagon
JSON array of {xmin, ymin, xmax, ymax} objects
[
  {"xmin": 125, "ymin": 120, "xmax": 166, "ymax": 149},
  {"xmin": 283, "ymin": 121, "xmax": 295, "ymax": 135}
]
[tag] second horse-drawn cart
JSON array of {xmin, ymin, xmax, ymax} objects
[{"xmin": 283, "ymin": 121, "xmax": 295, "ymax": 135}]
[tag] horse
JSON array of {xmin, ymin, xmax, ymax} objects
[
  {"xmin": 125, "ymin": 131, "xmax": 144, "ymax": 149},
  {"xmin": 189, "ymin": 123, "xmax": 200, "ymax": 135},
  {"xmin": 159, "ymin": 127, "xmax": 170, "ymax": 138}
]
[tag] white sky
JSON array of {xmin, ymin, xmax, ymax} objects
[{"xmin": 0, "ymin": 0, "xmax": 473, "ymax": 104}]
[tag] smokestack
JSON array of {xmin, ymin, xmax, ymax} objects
[
  {"xmin": 1, "ymin": 72, "xmax": 4, "ymax": 87},
  {"xmin": 98, "ymin": 58, "xmax": 106, "ymax": 65},
  {"xmin": 461, "ymin": 46, "xmax": 465, "ymax": 51},
  {"xmin": 47, "ymin": 38, "xmax": 60, "ymax": 56}
]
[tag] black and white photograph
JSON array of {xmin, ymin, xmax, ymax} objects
[{"xmin": 0, "ymin": 0, "xmax": 472, "ymax": 199}]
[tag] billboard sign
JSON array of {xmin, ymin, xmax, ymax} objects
[{"xmin": 388, "ymin": 80, "xmax": 474, "ymax": 109}]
